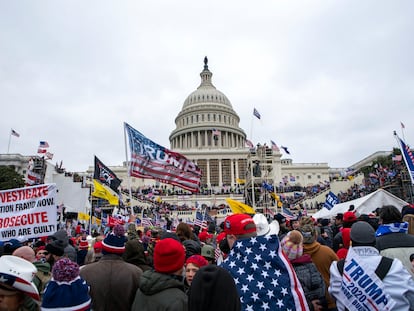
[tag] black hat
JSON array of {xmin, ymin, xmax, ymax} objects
[
  {"xmin": 274, "ymin": 213, "xmax": 286, "ymax": 224},
  {"xmin": 350, "ymin": 221, "xmax": 375, "ymax": 245},
  {"xmin": 188, "ymin": 265, "xmax": 241, "ymax": 311},
  {"xmin": 46, "ymin": 239, "xmax": 65, "ymax": 256}
]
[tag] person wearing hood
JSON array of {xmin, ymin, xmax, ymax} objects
[
  {"xmin": 281, "ymin": 231, "xmax": 326, "ymax": 311},
  {"xmin": 123, "ymin": 238, "xmax": 152, "ymax": 271},
  {"xmin": 131, "ymin": 238, "xmax": 188, "ymax": 311},
  {"xmin": 300, "ymin": 217, "xmax": 338, "ymax": 311},
  {"xmin": 49, "ymin": 229, "xmax": 77, "ymax": 262}
]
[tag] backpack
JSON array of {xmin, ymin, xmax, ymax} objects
[
  {"xmin": 337, "ymin": 256, "xmax": 393, "ymax": 280},
  {"xmin": 34, "ymin": 269, "xmax": 52, "ymax": 295}
]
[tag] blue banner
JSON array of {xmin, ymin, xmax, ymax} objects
[
  {"xmin": 324, "ymin": 191, "xmax": 339, "ymax": 210},
  {"xmin": 398, "ymin": 135, "xmax": 414, "ymax": 185}
]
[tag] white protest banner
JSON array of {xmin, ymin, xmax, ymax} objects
[{"xmin": 0, "ymin": 184, "xmax": 58, "ymax": 241}]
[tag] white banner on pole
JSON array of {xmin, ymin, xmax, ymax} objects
[{"xmin": 0, "ymin": 184, "xmax": 58, "ymax": 241}]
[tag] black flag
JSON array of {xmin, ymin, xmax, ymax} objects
[{"xmin": 94, "ymin": 156, "xmax": 122, "ymax": 193}]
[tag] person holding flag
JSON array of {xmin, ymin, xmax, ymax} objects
[{"xmin": 220, "ymin": 213, "xmax": 310, "ymax": 310}]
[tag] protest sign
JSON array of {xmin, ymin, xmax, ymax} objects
[{"xmin": 0, "ymin": 184, "xmax": 58, "ymax": 241}]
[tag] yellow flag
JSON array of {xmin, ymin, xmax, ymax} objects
[
  {"xmin": 92, "ymin": 216, "xmax": 101, "ymax": 225},
  {"xmin": 236, "ymin": 178, "xmax": 246, "ymax": 184},
  {"xmin": 78, "ymin": 212, "xmax": 90, "ymax": 221},
  {"xmin": 92, "ymin": 179, "xmax": 119, "ymax": 205},
  {"xmin": 225, "ymin": 198, "xmax": 255, "ymax": 215}
]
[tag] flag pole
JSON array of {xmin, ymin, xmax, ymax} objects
[
  {"xmin": 401, "ymin": 122, "xmax": 406, "ymax": 142},
  {"xmin": 7, "ymin": 130, "xmax": 12, "ymax": 154},
  {"xmin": 88, "ymin": 178, "xmax": 93, "ymax": 235},
  {"xmin": 123, "ymin": 123, "xmax": 134, "ymax": 215}
]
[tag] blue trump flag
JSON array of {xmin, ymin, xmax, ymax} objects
[
  {"xmin": 324, "ymin": 191, "xmax": 339, "ymax": 210},
  {"xmin": 395, "ymin": 132, "xmax": 414, "ymax": 185}
]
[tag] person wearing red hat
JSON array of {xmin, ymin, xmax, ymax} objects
[
  {"xmin": 131, "ymin": 238, "xmax": 187, "ymax": 311},
  {"xmin": 220, "ymin": 213, "xmax": 309, "ymax": 311},
  {"xmin": 185, "ymin": 254, "xmax": 208, "ymax": 291},
  {"xmin": 333, "ymin": 211, "xmax": 357, "ymax": 252}
]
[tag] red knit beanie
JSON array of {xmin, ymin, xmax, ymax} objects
[
  {"xmin": 154, "ymin": 238, "xmax": 185, "ymax": 274},
  {"xmin": 186, "ymin": 254, "xmax": 208, "ymax": 268}
]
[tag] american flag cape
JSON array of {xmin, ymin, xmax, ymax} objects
[
  {"xmin": 125, "ymin": 123, "xmax": 202, "ymax": 192},
  {"xmin": 220, "ymin": 235, "xmax": 309, "ymax": 311}
]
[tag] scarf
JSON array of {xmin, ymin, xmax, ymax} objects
[{"xmin": 375, "ymin": 222, "xmax": 408, "ymax": 237}]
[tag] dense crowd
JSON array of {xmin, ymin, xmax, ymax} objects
[{"xmin": 2, "ymin": 200, "xmax": 414, "ymax": 311}]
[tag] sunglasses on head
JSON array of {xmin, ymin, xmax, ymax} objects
[{"xmin": 38, "ymin": 251, "xmax": 49, "ymax": 255}]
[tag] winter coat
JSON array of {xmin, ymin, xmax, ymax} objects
[
  {"xmin": 376, "ymin": 231, "xmax": 414, "ymax": 277},
  {"xmin": 329, "ymin": 246, "xmax": 414, "ymax": 311},
  {"xmin": 291, "ymin": 254, "xmax": 326, "ymax": 310},
  {"xmin": 123, "ymin": 239, "xmax": 152, "ymax": 271},
  {"xmin": 131, "ymin": 270, "xmax": 188, "ymax": 311},
  {"xmin": 80, "ymin": 254, "xmax": 143, "ymax": 311},
  {"xmin": 303, "ymin": 240, "xmax": 338, "ymax": 309}
]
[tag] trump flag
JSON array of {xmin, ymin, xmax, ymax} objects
[{"xmin": 125, "ymin": 123, "xmax": 202, "ymax": 192}]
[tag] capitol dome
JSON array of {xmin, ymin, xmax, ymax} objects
[{"xmin": 169, "ymin": 57, "xmax": 246, "ymax": 151}]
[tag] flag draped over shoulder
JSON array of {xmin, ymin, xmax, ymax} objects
[
  {"xmin": 125, "ymin": 122, "xmax": 202, "ymax": 192},
  {"xmin": 220, "ymin": 235, "xmax": 309, "ymax": 311},
  {"xmin": 92, "ymin": 179, "xmax": 119, "ymax": 205},
  {"xmin": 225, "ymin": 198, "xmax": 255, "ymax": 214},
  {"xmin": 395, "ymin": 132, "xmax": 414, "ymax": 185},
  {"xmin": 94, "ymin": 156, "xmax": 122, "ymax": 193}
]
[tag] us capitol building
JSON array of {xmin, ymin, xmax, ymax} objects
[
  {"xmin": 118, "ymin": 57, "xmax": 331, "ymax": 195},
  {"xmin": 2, "ymin": 57, "xmax": 358, "ymax": 211}
]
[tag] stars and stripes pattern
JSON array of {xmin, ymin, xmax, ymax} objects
[
  {"xmin": 282, "ymin": 207, "xmax": 297, "ymax": 221},
  {"xmin": 396, "ymin": 134, "xmax": 414, "ymax": 185},
  {"xmin": 125, "ymin": 122, "xmax": 202, "ymax": 192},
  {"xmin": 220, "ymin": 235, "xmax": 309, "ymax": 311}
]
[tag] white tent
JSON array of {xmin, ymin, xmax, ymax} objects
[{"xmin": 312, "ymin": 189, "xmax": 409, "ymax": 219}]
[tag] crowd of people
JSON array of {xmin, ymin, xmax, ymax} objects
[{"xmin": 2, "ymin": 202, "xmax": 414, "ymax": 310}]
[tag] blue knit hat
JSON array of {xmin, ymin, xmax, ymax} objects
[
  {"xmin": 102, "ymin": 224, "xmax": 126, "ymax": 254},
  {"xmin": 41, "ymin": 258, "xmax": 91, "ymax": 311}
]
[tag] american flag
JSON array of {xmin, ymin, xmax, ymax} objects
[
  {"xmin": 11, "ymin": 129, "xmax": 20, "ymax": 137},
  {"xmin": 253, "ymin": 108, "xmax": 261, "ymax": 120},
  {"xmin": 39, "ymin": 141, "xmax": 49, "ymax": 148},
  {"xmin": 220, "ymin": 235, "xmax": 309, "ymax": 311},
  {"xmin": 265, "ymin": 207, "xmax": 275, "ymax": 217},
  {"xmin": 125, "ymin": 123, "xmax": 202, "ymax": 193},
  {"xmin": 245, "ymin": 139, "xmax": 254, "ymax": 149},
  {"xmin": 194, "ymin": 211, "xmax": 208, "ymax": 229},
  {"xmin": 141, "ymin": 217, "xmax": 154, "ymax": 227},
  {"xmin": 396, "ymin": 133, "xmax": 414, "ymax": 185},
  {"xmin": 212, "ymin": 128, "xmax": 221, "ymax": 136},
  {"xmin": 282, "ymin": 207, "xmax": 296, "ymax": 221},
  {"xmin": 271, "ymin": 140, "xmax": 280, "ymax": 152}
]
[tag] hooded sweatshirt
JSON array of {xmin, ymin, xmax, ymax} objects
[{"xmin": 131, "ymin": 270, "xmax": 187, "ymax": 311}]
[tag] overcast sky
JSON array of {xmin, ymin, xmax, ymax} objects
[{"xmin": 1, "ymin": 1, "xmax": 413, "ymax": 173}]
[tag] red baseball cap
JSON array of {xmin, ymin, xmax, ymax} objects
[
  {"xmin": 198, "ymin": 231, "xmax": 213, "ymax": 242},
  {"xmin": 343, "ymin": 211, "xmax": 357, "ymax": 223},
  {"xmin": 224, "ymin": 214, "xmax": 256, "ymax": 236}
]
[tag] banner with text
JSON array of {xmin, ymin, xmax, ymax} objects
[{"xmin": 0, "ymin": 184, "xmax": 58, "ymax": 241}]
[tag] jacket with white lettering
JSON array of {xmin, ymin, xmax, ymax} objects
[{"xmin": 329, "ymin": 246, "xmax": 414, "ymax": 311}]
